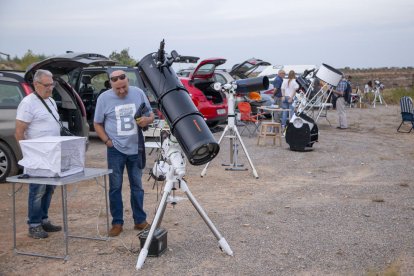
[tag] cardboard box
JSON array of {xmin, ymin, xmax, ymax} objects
[{"xmin": 18, "ymin": 136, "xmax": 86, "ymax": 177}]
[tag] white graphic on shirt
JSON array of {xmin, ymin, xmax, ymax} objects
[{"xmin": 115, "ymin": 103, "xmax": 137, "ymax": 136}]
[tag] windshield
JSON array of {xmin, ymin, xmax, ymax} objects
[{"xmin": 195, "ymin": 64, "xmax": 215, "ymax": 77}]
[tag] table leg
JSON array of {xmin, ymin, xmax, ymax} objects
[
  {"xmin": 12, "ymin": 183, "xmax": 17, "ymax": 252},
  {"xmin": 104, "ymin": 175, "xmax": 110, "ymax": 235},
  {"xmin": 13, "ymin": 184, "xmax": 66, "ymax": 260},
  {"xmin": 61, "ymin": 185, "xmax": 69, "ymax": 261},
  {"xmin": 68, "ymin": 176, "xmax": 110, "ymax": 241}
]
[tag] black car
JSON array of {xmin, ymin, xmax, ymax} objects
[
  {"xmin": 0, "ymin": 68, "xmax": 90, "ymax": 182},
  {"xmin": 67, "ymin": 62, "xmax": 158, "ymax": 130}
]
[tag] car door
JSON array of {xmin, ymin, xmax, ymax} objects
[
  {"xmin": 0, "ymin": 71, "xmax": 33, "ymax": 181},
  {"xmin": 229, "ymin": 58, "xmax": 271, "ymax": 80},
  {"xmin": 25, "ymin": 53, "xmax": 116, "ymax": 137}
]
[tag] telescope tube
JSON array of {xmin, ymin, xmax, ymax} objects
[
  {"xmin": 138, "ymin": 52, "xmax": 220, "ymax": 165},
  {"xmin": 234, "ymin": 76, "xmax": 269, "ymax": 94}
]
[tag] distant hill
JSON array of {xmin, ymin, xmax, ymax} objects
[
  {"xmin": 341, "ymin": 67, "xmax": 414, "ymax": 89},
  {"xmin": 1, "ymin": 59, "xmax": 413, "ymax": 89}
]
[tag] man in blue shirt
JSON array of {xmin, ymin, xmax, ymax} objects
[
  {"xmin": 272, "ymin": 69, "xmax": 285, "ymax": 122},
  {"xmin": 332, "ymin": 77, "xmax": 348, "ymax": 129},
  {"xmin": 94, "ymin": 70, "xmax": 154, "ymax": 237},
  {"xmin": 272, "ymin": 69, "xmax": 285, "ymax": 104}
]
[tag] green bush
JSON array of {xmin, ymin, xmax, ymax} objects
[{"xmin": 382, "ymin": 87, "xmax": 414, "ymax": 105}]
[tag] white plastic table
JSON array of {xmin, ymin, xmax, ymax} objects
[{"xmin": 258, "ymin": 106, "xmax": 291, "ymax": 122}]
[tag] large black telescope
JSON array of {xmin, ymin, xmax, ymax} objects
[{"xmin": 137, "ymin": 41, "xmax": 220, "ymax": 165}]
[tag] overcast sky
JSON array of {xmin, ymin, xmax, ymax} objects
[{"xmin": 1, "ymin": 0, "xmax": 413, "ymax": 69}]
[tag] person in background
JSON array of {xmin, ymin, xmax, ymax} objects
[
  {"xmin": 94, "ymin": 70, "xmax": 154, "ymax": 237},
  {"xmin": 310, "ymin": 78, "xmax": 321, "ymax": 99},
  {"xmin": 346, "ymin": 75, "xmax": 353, "ymax": 104},
  {"xmin": 333, "ymin": 76, "xmax": 348, "ymax": 129},
  {"xmin": 363, "ymin": 80, "xmax": 373, "ymax": 103},
  {"xmin": 364, "ymin": 80, "xmax": 373, "ymax": 93},
  {"xmin": 273, "ymin": 69, "xmax": 285, "ymax": 105},
  {"xmin": 347, "ymin": 75, "xmax": 353, "ymax": 87},
  {"xmin": 15, "ymin": 69, "xmax": 62, "ymax": 239},
  {"xmin": 281, "ymin": 70, "xmax": 299, "ymax": 134},
  {"xmin": 272, "ymin": 69, "xmax": 285, "ymax": 122}
]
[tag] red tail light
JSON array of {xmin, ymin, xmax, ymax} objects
[{"xmin": 21, "ymin": 82, "xmax": 33, "ymax": 95}]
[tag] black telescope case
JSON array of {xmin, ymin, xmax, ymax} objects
[{"xmin": 138, "ymin": 52, "xmax": 220, "ymax": 166}]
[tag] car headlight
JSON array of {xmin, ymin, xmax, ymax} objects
[{"xmin": 293, "ymin": 118, "xmax": 304, "ymax": 128}]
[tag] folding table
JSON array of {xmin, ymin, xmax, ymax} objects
[{"xmin": 6, "ymin": 168, "xmax": 112, "ymax": 261}]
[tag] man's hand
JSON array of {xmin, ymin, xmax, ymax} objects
[
  {"xmin": 135, "ymin": 113, "xmax": 155, "ymax": 128},
  {"xmin": 135, "ymin": 116, "xmax": 148, "ymax": 127}
]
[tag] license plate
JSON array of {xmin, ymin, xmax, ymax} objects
[{"xmin": 217, "ymin": 109, "xmax": 226, "ymax": 115}]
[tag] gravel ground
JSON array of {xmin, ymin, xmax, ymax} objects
[{"xmin": 1, "ymin": 104, "xmax": 413, "ymax": 275}]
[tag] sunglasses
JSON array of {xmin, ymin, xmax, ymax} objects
[
  {"xmin": 110, "ymin": 74, "xmax": 126, "ymax": 82},
  {"xmin": 37, "ymin": 81, "xmax": 56, "ymax": 88}
]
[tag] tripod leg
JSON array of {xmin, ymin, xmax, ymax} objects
[
  {"xmin": 380, "ymin": 94, "xmax": 387, "ymax": 106},
  {"xmin": 180, "ymin": 180, "xmax": 233, "ymax": 256},
  {"xmin": 234, "ymin": 126, "xmax": 259, "ymax": 179},
  {"xmin": 201, "ymin": 125, "xmax": 229, "ymax": 177},
  {"xmin": 136, "ymin": 180, "xmax": 173, "ymax": 270}
]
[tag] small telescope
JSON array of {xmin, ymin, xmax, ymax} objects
[{"xmin": 228, "ymin": 76, "xmax": 269, "ymax": 95}]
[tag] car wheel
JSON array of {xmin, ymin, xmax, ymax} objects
[
  {"xmin": 207, "ymin": 121, "xmax": 219, "ymax": 128},
  {"xmin": 0, "ymin": 141, "xmax": 18, "ymax": 182}
]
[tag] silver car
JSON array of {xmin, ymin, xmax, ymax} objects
[{"xmin": 0, "ymin": 57, "xmax": 89, "ymax": 182}]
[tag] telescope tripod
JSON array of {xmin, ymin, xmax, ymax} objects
[
  {"xmin": 136, "ymin": 168, "xmax": 233, "ymax": 269},
  {"xmin": 201, "ymin": 91, "xmax": 259, "ymax": 179},
  {"xmin": 372, "ymin": 87, "xmax": 387, "ymax": 108}
]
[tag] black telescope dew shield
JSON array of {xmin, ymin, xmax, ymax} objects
[
  {"xmin": 138, "ymin": 52, "xmax": 220, "ymax": 166},
  {"xmin": 234, "ymin": 76, "xmax": 269, "ymax": 95}
]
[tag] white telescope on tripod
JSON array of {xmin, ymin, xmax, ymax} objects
[{"xmin": 201, "ymin": 76, "xmax": 269, "ymax": 179}]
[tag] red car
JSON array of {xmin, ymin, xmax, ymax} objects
[{"xmin": 177, "ymin": 58, "xmax": 228, "ymax": 127}]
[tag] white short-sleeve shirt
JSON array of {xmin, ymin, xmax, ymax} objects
[{"xmin": 16, "ymin": 93, "xmax": 60, "ymax": 140}]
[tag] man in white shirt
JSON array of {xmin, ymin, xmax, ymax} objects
[{"xmin": 15, "ymin": 69, "xmax": 62, "ymax": 239}]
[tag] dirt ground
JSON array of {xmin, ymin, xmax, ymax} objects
[{"xmin": 1, "ymin": 104, "xmax": 413, "ymax": 276}]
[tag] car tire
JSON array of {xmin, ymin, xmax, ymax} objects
[
  {"xmin": 0, "ymin": 141, "xmax": 18, "ymax": 183},
  {"xmin": 207, "ymin": 121, "xmax": 220, "ymax": 128}
]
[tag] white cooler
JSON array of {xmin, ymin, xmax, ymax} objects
[{"xmin": 18, "ymin": 136, "xmax": 86, "ymax": 177}]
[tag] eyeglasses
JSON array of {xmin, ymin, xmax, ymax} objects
[
  {"xmin": 110, "ymin": 74, "xmax": 126, "ymax": 82},
  {"xmin": 37, "ymin": 81, "xmax": 56, "ymax": 88}
]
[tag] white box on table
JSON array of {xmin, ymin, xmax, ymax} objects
[{"xmin": 18, "ymin": 136, "xmax": 86, "ymax": 177}]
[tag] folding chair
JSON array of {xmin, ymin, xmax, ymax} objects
[
  {"xmin": 397, "ymin": 96, "xmax": 414, "ymax": 133},
  {"xmin": 237, "ymin": 102, "xmax": 265, "ymax": 136}
]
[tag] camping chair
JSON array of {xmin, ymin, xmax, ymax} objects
[
  {"xmin": 237, "ymin": 102, "xmax": 265, "ymax": 136},
  {"xmin": 397, "ymin": 96, "xmax": 414, "ymax": 133}
]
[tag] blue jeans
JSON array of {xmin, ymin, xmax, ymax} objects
[
  {"xmin": 107, "ymin": 146, "xmax": 146, "ymax": 226},
  {"xmin": 28, "ymin": 184, "xmax": 56, "ymax": 226},
  {"xmin": 281, "ymin": 97, "xmax": 294, "ymax": 127}
]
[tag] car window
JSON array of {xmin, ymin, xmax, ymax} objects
[
  {"xmin": 213, "ymin": 73, "xmax": 227, "ymax": 85},
  {"xmin": 177, "ymin": 70, "xmax": 191, "ymax": 77},
  {"xmin": 125, "ymin": 71, "xmax": 138, "ymax": 87},
  {"xmin": 0, "ymin": 82, "xmax": 24, "ymax": 108},
  {"xmin": 91, "ymin": 73, "xmax": 109, "ymax": 95},
  {"xmin": 196, "ymin": 64, "xmax": 215, "ymax": 76}
]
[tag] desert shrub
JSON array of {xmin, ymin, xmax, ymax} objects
[{"xmin": 382, "ymin": 87, "xmax": 414, "ymax": 104}]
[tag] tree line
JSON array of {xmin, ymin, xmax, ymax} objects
[{"xmin": 0, "ymin": 48, "xmax": 138, "ymax": 70}]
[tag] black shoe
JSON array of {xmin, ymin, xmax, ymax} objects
[
  {"xmin": 28, "ymin": 225, "xmax": 48, "ymax": 239},
  {"xmin": 42, "ymin": 221, "xmax": 62, "ymax": 232}
]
